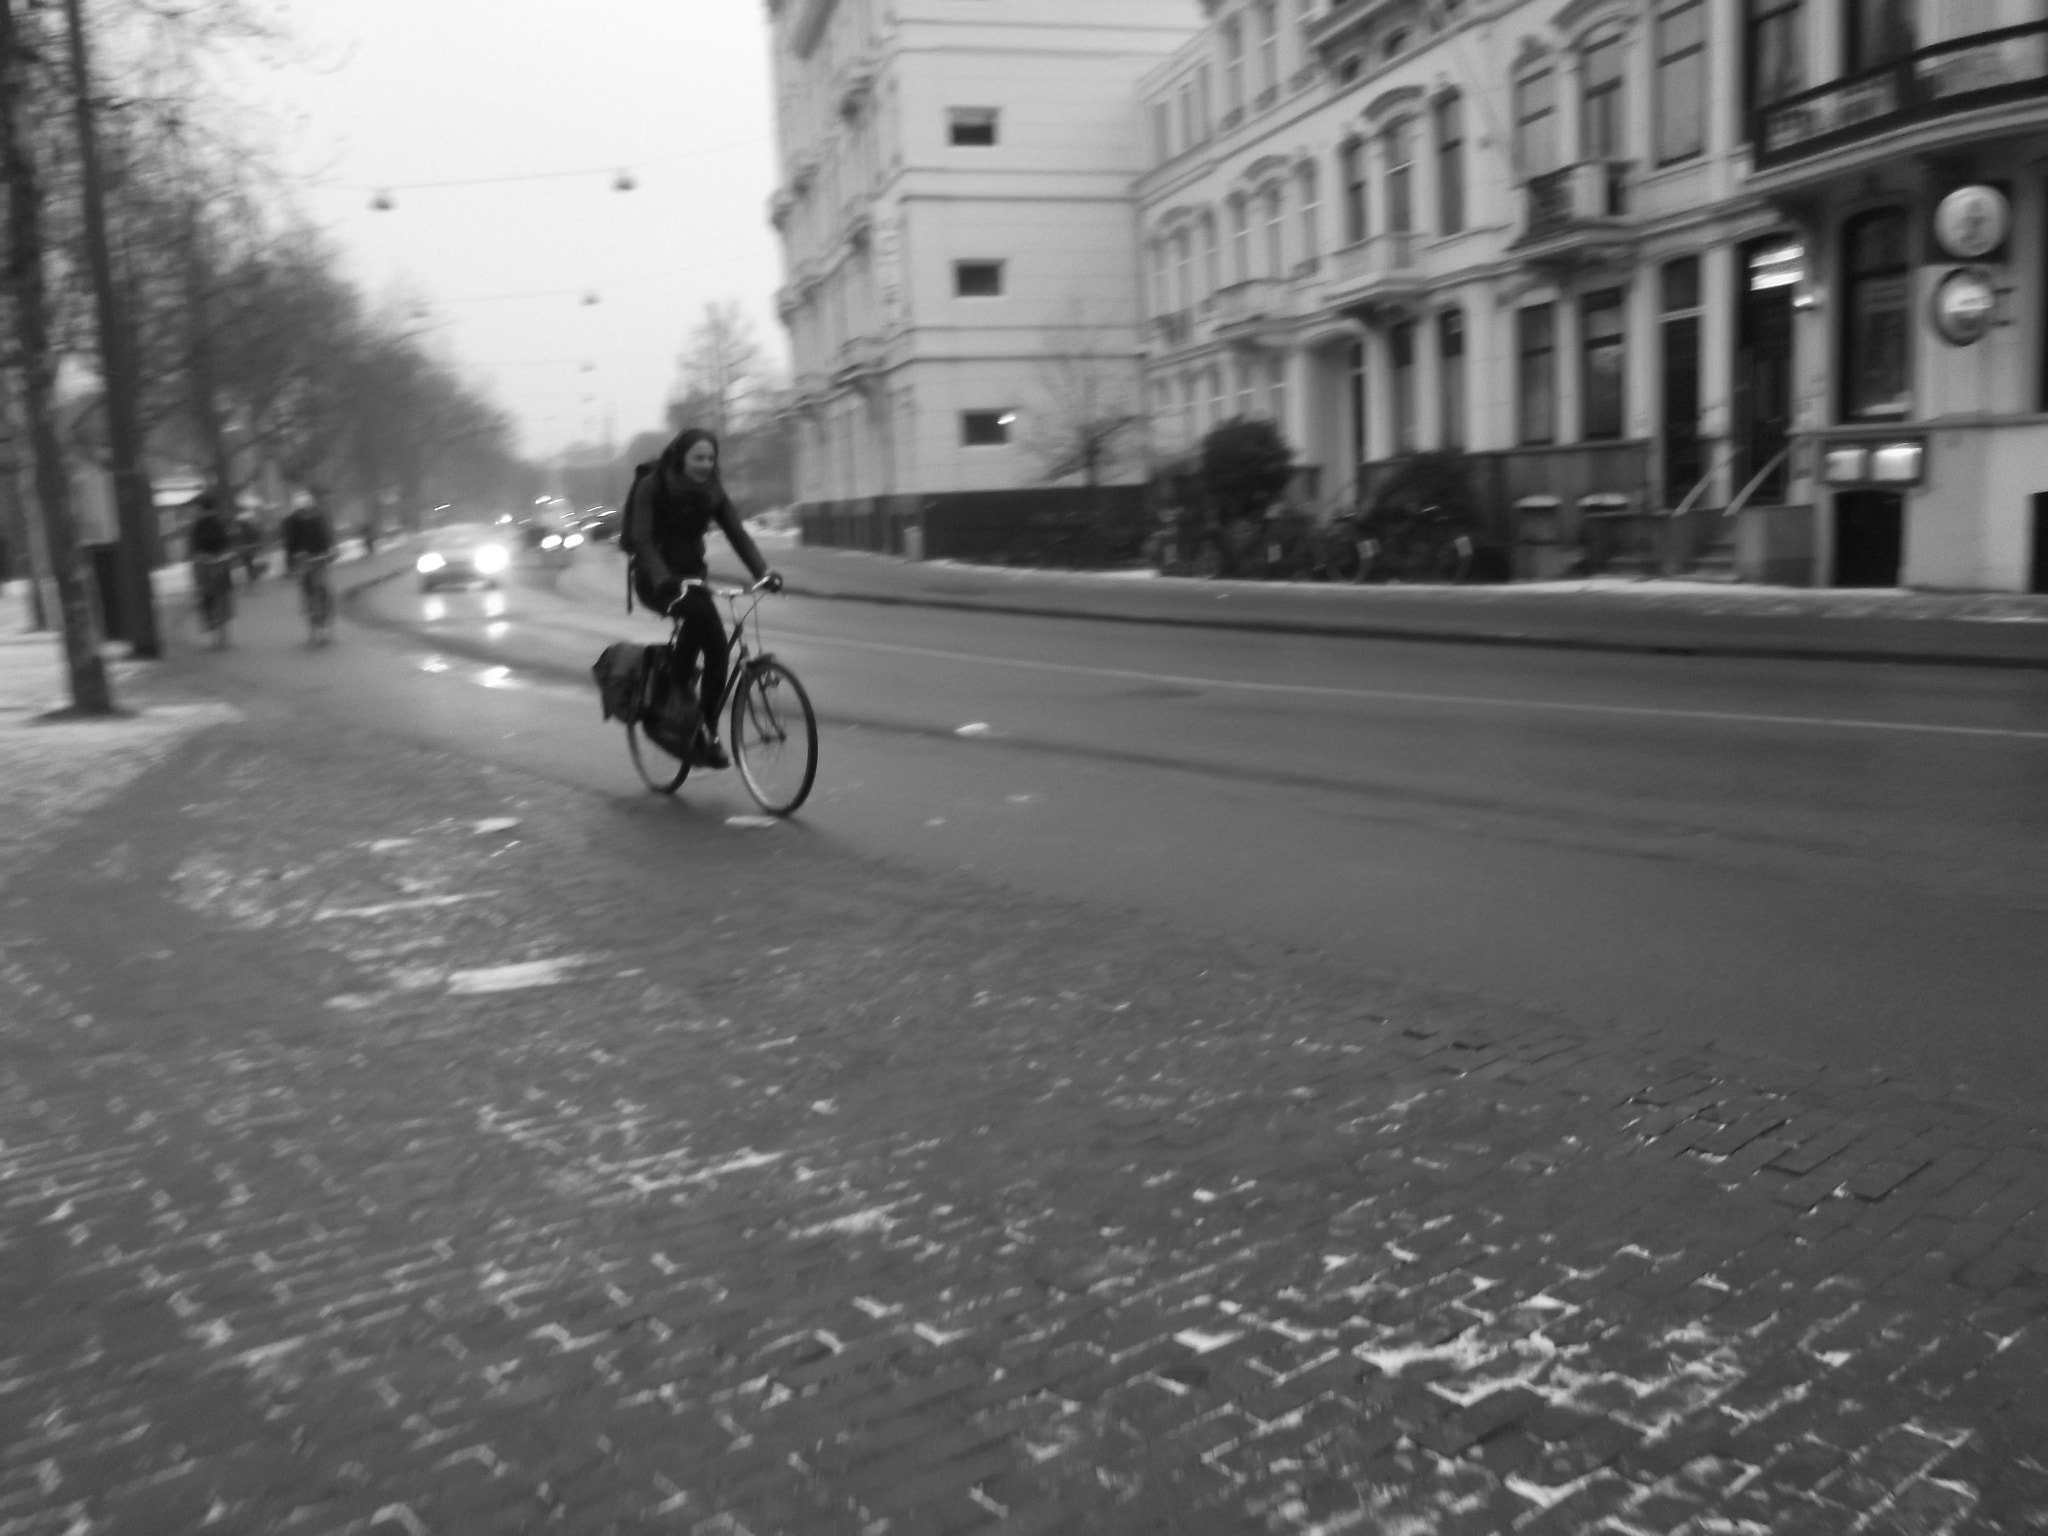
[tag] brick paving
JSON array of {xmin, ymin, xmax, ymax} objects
[{"xmin": 3, "ymin": 657, "xmax": 2048, "ymax": 1531}]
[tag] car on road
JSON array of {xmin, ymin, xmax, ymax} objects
[
  {"xmin": 576, "ymin": 507, "xmax": 621, "ymax": 543},
  {"xmin": 519, "ymin": 511, "xmax": 585, "ymax": 571},
  {"xmin": 415, "ymin": 522, "xmax": 513, "ymax": 591}
]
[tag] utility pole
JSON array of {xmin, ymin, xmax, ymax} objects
[
  {"xmin": 0, "ymin": 0, "xmax": 114, "ymax": 712},
  {"xmin": 62, "ymin": 0, "xmax": 159, "ymax": 656}
]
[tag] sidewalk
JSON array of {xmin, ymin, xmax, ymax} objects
[
  {"xmin": 777, "ymin": 544, "xmax": 2048, "ymax": 669},
  {"xmin": 4, "ymin": 573, "xmax": 2047, "ymax": 1533}
]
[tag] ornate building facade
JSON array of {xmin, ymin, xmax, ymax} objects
[
  {"xmin": 767, "ymin": 0, "xmax": 1202, "ymax": 532},
  {"xmin": 1136, "ymin": 0, "xmax": 2048, "ymax": 590}
]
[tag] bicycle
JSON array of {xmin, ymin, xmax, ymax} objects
[
  {"xmin": 295, "ymin": 551, "xmax": 336, "ymax": 646},
  {"xmin": 626, "ymin": 577, "xmax": 818, "ymax": 816},
  {"xmin": 1358, "ymin": 504, "xmax": 1475, "ymax": 584},
  {"xmin": 193, "ymin": 552, "xmax": 236, "ymax": 647}
]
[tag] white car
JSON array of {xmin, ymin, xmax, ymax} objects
[{"xmin": 416, "ymin": 522, "xmax": 513, "ymax": 591}]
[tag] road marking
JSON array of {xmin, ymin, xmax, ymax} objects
[{"xmin": 808, "ymin": 634, "xmax": 2048, "ymax": 743}]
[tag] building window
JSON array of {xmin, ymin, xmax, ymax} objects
[
  {"xmin": 1846, "ymin": 0, "xmax": 1914, "ymax": 74},
  {"xmin": 1518, "ymin": 303, "xmax": 1556, "ymax": 444},
  {"xmin": 1262, "ymin": 185, "xmax": 1285, "ymax": 278},
  {"xmin": 1195, "ymin": 66, "xmax": 1213, "ymax": 137},
  {"xmin": 1582, "ymin": 32, "xmax": 1624, "ymax": 166},
  {"xmin": 1843, "ymin": 208, "xmax": 1911, "ymax": 419},
  {"xmin": 1515, "ymin": 67, "xmax": 1558, "ymax": 178},
  {"xmin": 1656, "ymin": 1, "xmax": 1707, "ymax": 164},
  {"xmin": 948, "ymin": 108, "xmax": 999, "ymax": 147},
  {"xmin": 1661, "ymin": 256, "xmax": 1703, "ymax": 504},
  {"xmin": 1390, "ymin": 321, "xmax": 1417, "ymax": 453},
  {"xmin": 1149, "ymin": 241, "xmax": 1169, "ymax": 319},
  {"xmin": 1179, "ymin": 84, "xmax": 1197, "ymax": 150},
  {"xmin": 1296, "ymin": 164, "xmax": 1319, "ymax": 266},
  {"xmin": 1340, "ymin": 139, "xmax": 1367, "ymax": 245},
  {"xmin": 961, "ymin": 411, "xmax": 1014, "ymax": 446},
  {"xmin": 954, "ymin": 260, "xmax": 1004, "ymax": 297},
  {"xmin": 1201, "ymin": 214, "xmax": 1220, "ymax": 296},
  {"xmin": 1230, "ymin": 196, "xmax": 1251, "ymax": 283},
  {"xmin": 1438, "ymin": 308, "xmax": 1466, "ymax": 450},
  {"xmin": 1435, "ymin": 93, "xmax": 1464, "ymax": 234},
  {"xmin": 1222, "ymin": 19, "xmax": 1245, "ymax": 117},
  {"xmin": 1174, "ymin": 233, "xmax": 1194, "ymax": 312},
  {"xmin": 1255, "ymin": 1, "xmax": 1280, "ymax": 101},
  {"xmin": 1267, "ymin": 354, "xmax": 1287, "ymax": 424},
  {"xmin": 1581, "ymin": 289, "xmax": 1626, "ymax": 440},
  {"xmin": 1745, "ymin": 0, "xmax": 1804, "ymax": 130},
  {"xmin": 1383, "ymin": 118, "xmax": 1413, "ymax": 235},
  {"xmin": 1152, "ymin": 102, "xmax": 1172, "ymax": 164}
]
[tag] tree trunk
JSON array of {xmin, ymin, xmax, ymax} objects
[
  {"xmin": 179, "ymin": 196, "xmax": 235, "ymax": 510},
  {"xmin": 0, "ymin": 0, "xmax": 113, "ymax": 713},
  {"xmin": 63, "ymin": 0, "xmax": 160, "ymax": 656}
]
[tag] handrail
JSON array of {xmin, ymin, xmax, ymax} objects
[
  {"xmin": 1669, "ymin": 440, "xmax": 1735, "ymax": 520},
  {"xmin": 1722, "ymin": 446, "xmax": 1790, "ymax": 521}
]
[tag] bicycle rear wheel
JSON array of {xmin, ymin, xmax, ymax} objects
[
  {"xmin": 731, "ymin": 659, "xmax": 817, "ymax": 816},
  {"xmin": 626, "ymin": 722, "xmax": 691, "ymax": 795}
]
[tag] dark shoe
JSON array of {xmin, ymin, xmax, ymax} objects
[{"xmin": 696, "ymin": 734, "xmax": 731, "ymax": 771}]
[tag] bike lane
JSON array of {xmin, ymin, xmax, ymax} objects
[{"xmin": 1, "ymin": 626, "xmax": 2045, "ymax": 1532}]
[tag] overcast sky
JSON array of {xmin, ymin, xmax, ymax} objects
[{"xmin": 240, "ymin": 0, "xmax": 787, "ymax": 462}]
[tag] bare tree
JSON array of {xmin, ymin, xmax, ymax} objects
[
  {"xmin": 1019, "ymin": 325, "xmax": 1145, "ymax": 489},
  {"xmin": 672, "ymin": 300, "xmax": 761, "ymax": 441},
  {"xmin": 0, "ymin": 0, "xmax": 112, "ymax": 711}
]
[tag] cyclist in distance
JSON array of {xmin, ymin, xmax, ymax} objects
[
  {"xmin": 187, "ymin": 494, "xmax": 234, "ymax": 627},
  {"xmin": 622, "ymin": 428, "xmax": 783, "ymax": 771},
  {"xmin": 281, "ymin": 493, "xmax": 337, "ymax": 638}
]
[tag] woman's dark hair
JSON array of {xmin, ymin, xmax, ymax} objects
[{"xmin": 663, "ymin": 428, "xmax": 720, "ymax": 475}]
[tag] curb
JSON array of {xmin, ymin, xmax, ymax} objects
[{"xmin": 778, "ymin": 579, "xmax": 2048, "ymax": 672}]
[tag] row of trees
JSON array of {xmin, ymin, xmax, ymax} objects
[{"xmin": 2, "ymin": 0, "xmax": 529, "ymax": 709}]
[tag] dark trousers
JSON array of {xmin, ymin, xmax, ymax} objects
[{"xmin": 634, "ymin": 570, "xmax": 729, "ymax": 730}]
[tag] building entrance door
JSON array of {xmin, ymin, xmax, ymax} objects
[
  {"xmin": 2031, "ymin": 493, "xmax": 2048, "ymax": 594},
  {"xmin": 1735, "ymin": 239, "xmax": 1798, "ymax": 505},
  {"xmin": 1834, "ymin": 490, "xmax": 1903, "ymax": 586}
]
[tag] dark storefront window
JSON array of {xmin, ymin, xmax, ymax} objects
[
  {"xmin": 1660, "ymin": 256, "xmax": 1703, "ymax": 505},
  {"xmin": 1842, "ymin": 209, "xmax": 1911, "ymax": 419},
  {"xmin": 1519, "ymin": 303, "xmax": 1556, "ymax": 445},
  {"xmin": 1581, "ymin": 289, "xmax": 1626, "ymax": 441}
]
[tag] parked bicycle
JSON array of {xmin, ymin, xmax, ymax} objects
[
  {"xmin": 1357, "ymin": 503, "xmax": 1475, "ymax": 584},
  {"xmin": 295, "ymin": 551, "xmax": 336, "ymax": 646},
  {"xmin": 627, "ymin": 576, "xmax": 818, "ymax": 816},
  {"xmin": 193, "ymin": 552, "xmax": 236, "ymax": 646}
]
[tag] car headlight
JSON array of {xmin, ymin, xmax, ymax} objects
[
  {"xmin": 416, "ymin": 552, "xmax": 446, "ymax": 573},
  {"xmin": 474, "ymin": 544, "xmax": 510, "ymax": 574},
  {"xmin": 540, "ymin": 534, "xmax": 562, "ymax": 550},
  {"xmin": 564, "ymin": 533, "xmax": 585, "ymax": 549}
]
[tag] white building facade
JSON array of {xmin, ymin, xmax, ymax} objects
[
  {"xmin": 1136, "ymin": 0, "xmax": 2048, "ymax": 591},
  {"xmin": 767, "ymin": 0, "xmax": 1203, "ymax": 529}
]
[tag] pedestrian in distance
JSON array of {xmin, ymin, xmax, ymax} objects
[{"xmin": 621, "ymin": 428, "xmax": 783, "ymax": 771}]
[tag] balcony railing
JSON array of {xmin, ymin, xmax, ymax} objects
[
  {"xmin": 1523, "ymin": 161, "xmax": 1629, "ymax": 240},
  {"xmin": 1328, "ymin": 231, "xmax": 1415, "ymax": 287},
  {"xmin": 1212, "ymin": 277, "xmax": 1285, "ymax": 325},
  {"xmin": 1754, "ymin": 21, "xmax": 2048, "ymax": 169}
]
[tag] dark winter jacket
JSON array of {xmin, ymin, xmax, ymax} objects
[
  {"xmin": 282, "ymin": 508, "xmax": 334, "ymax": 560},
  {"xmin": 622, "ymin": 462, "xmax": 768, "ymax": 609},
  {"xmin": 188, "ymin": 512, "xmax": 232, "ymax": 558}
]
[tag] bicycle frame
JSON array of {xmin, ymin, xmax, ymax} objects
[{"xmin": 665, "ymin": 577, "xmax": 776, "ymax": 719}]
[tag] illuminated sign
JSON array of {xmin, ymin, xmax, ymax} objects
[
  {"xmin": 1822, "ymin": 446, "xmax": 1869, "ymax": 484},
  {"xmin": 1931, "ymin": 266, "xmax": 1998, "ymax": 346},
  {"xmin": 1871, "ymin": 442, "xmax": 1923, "ymax": 484},
  {"xmin": 1822, "ymin": 438, "xmax": 1925, "ymax": 488}
]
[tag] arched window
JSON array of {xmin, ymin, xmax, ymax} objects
[
  {"xmin": 1515, "ymin": 66, "xmax": 1558, "ymax": 178},
  {"xmin": 1229, "ymin": 196, "xmax": 1252, "ymax": 283},
  {"xmin": 1842, "ymin": 208, "xmax": 1911, "ymax": 419},
  {"xmin": 1382, "ymin": 118, "xmax": 1414, "ymax": 234},
  {"xmin": 1261, "ymin": 184, "xmax": 1286, "ymax": 278},
  {"xmin": 1201, "ymin": 212, "xmax": 1221, "ymax": 296},
  {"xmin": 1435, "ymin": 93, "xmax": 1465, "ymax": 234}
]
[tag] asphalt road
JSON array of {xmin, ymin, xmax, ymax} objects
[{"xmin": 195, "ymin": 542, "xmax": 2048, "ymax": 1108}]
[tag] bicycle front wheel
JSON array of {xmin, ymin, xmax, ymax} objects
[
  {"xmin": 731, "ymin": 659, "xmax": 817, "ymax": 816},
  {"xmin": 626, "ymin": 722, "xmax": 691, "ymax": 795}
]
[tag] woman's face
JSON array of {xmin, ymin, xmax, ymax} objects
[{"xmin": 682, "ymin": 440, "xmax": 717, "ymax": 482}]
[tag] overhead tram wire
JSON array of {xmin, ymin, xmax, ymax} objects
[{"xmin": 352, "ymin": 136, "xmax": 770, "ymax": 210}]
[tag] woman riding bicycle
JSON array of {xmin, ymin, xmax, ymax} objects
[
  {"xmin": 622, "ymin": 428, "xmax": 783, "ymax": 770},
  {"xmin": 282, "ymin": 493, "xmax": 338, "ymax": 641}
]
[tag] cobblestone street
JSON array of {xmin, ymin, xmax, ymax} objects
[{"xmin": 3, "ymin": 681, "xmax": 2045, "ymax": 1535}]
